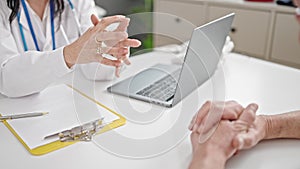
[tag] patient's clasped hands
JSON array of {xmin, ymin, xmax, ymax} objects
[{"xmin": 188, "ymin": 101, "xmax": 268, "ymax": 169}]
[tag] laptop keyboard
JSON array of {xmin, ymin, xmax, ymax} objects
[{"xmin": 136, "ymin": 70, "xmax": 181, "ymax": 101}]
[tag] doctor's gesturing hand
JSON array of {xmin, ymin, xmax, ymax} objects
[
  {"xmin": 63, "ymin": 15, "xmax": 141, "ymax": 76},
  {"xmin": 0, "ymin": 0, "xmax": 140, "ymax": 97}
]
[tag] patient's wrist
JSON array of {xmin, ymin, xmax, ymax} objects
[
  {"xmin": 189, "ymin": 143, "xmax": 226, "ymax": 169},
  {"xmin": 255, "ymin": 115, "xmax": 268, "ymax": 140},
  {"xmin": 262, "ymin": 114, "xmax": 281, "ymax": 140}
]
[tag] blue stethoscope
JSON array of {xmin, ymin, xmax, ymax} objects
[{"xmin": 17, "ymin": 0, "xmax": 81, "ymax": 51}]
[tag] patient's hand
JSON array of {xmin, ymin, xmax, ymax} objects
[
  {"xmin": 188, "ymin": 101, "xmax": 244, "ymax": 141},
  {"xmin": 188, "ymin": 103, "xmax": 259, "ymax": 169},
  {"xmin": 233, "ymin": 115, "xmax": 267, "ymax": 150}
]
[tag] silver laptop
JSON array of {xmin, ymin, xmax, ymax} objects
[{"xmin": 107, "ymin": 13, "xmax": 235, "ymax": 107}]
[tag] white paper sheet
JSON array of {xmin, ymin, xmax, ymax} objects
[{"xmin": 0, "ymin": 84, "xmax": 119, "ymax": 149}]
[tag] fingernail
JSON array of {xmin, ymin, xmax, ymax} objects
[
  {"xmin": 124, "ymin": 59, "xmax": 131, "ymax": 65},
  {"xmin": 188, "ymin": 122, "xmax": 194, "ymax": 130}
]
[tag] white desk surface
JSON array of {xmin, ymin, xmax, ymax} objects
[{"xmin": 1, "ymin": 52, "xmax": 300, "ymax": 169}]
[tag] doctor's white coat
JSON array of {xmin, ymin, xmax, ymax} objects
[{"xmin": 0, "ymin": 0, "xmax": 115, "ymax": 97}]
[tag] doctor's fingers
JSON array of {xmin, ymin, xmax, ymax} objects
[
  {"xmin": 90, "ymin": 14, "xmax": 130, "ymax": 40},
  {"xmin": 108, "ymin": 48, "xmax": 130, "ymax": 63},
  {"xmin": 115, "ymin": 52, "xmax": 131, "ymax": 65},
  {"xmin": 90, "ymin": 14, "xmax": 129, "ymax": 32},
  {"xmin": 117, "ymin": 39, "xmax": 142, "ymax": 48},
  {"xmin": 114, "ymin": 17, "xmax": 130, "ymax": 32},
  {"xmin": 95, "ymin": 32, "xmax": 128, "ymax": 44},
  {"xmin": 103, "ymin": 39, "xmax": 141, "ymax": 65},
  {"xmin": 97, "ymin": 57, "xmax": 122, "ymax": 67},
  {"xmin": 105, "ymin": 47, "xmax": 129, "ymax": 57},
  {"xmin": 95, "ymin": 15, "xmax": 128, "ymax": 32},
  {"xmin": 103, "ymin": 39, "xmax": 141, "ymax": 50},
  {"xmin": 91, "ymin": 14, "xmax": 100, "ymax": 26}
]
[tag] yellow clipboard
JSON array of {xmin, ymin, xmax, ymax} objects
[{"xmin": 1, "ymin": 85, "xmax": 126, "ymax": 156}]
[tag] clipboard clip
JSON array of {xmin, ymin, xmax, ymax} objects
[{"xmin": 44, "ymin": 118, "xmax": 106, "ymax": 142}]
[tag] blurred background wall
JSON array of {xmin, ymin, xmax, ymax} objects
[{"xmin": 95, "ymin": 0, "xmax": 153, "ymax": 55}]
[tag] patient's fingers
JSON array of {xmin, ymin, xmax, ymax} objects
[
  {"xmin": 232, "ymin": 128, "xmax": 260, "ymax": 150},
  {"xmin": 195, "ymin": 102, "xmax": 226, "ymax": 143},
  {"xmin": 232, "ymin": 103, "xmax": 257, "ymax": 134},
  {"xmin": 237, "ymin": 103, "xmax": 258, "ymax": 125},
  {"xmin": 188, "ymin": 101, "xmax": 212, "ymax": 131},
  {"xmin": 222, "ymin": 101, "xmax": 244, "ymax": 120},
  {"xmin": 231, "ymin": 103, "xmax": 259, "ymax": 150},
  {"xmin": 190, "ymin": 132, "xmax": 200, "ymax": 153},
  {"xmin": 188, "ymin": 114, "xmax": 197, "ymax": 130},
  {"xmin": 189, "ymin": 101, "xmax": 244, "ymax": 132},
  {"xmin": 196, "ymin": 102, "xmax": 224, "ymax": 134}
]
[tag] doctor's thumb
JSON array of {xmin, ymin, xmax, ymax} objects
[{"xmin": 91, "ymin": 14, "xmax": 100, "ymax": 26}]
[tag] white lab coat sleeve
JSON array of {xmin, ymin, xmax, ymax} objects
[
  {"xmin": 0, "ymin": 11, "xmax": 72, "ymax": 97},
  {"xmin": 75, "ymin": 0, "xmax": 115, "ymax": 81}
]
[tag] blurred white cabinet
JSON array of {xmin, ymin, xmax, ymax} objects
[
  {"xmin": 154, "ymin": 1, "xmax": 206, "ymax": 46},
  {"xmin": 207, "ymin": 6, "xmax": 271, "ymax": 59},
  {"xmin": 271, "ymin": 13, "xmax": 300, "ymax": 67},
  {"xmin": 154, "ymin": 0, "xmax": 300, "ymax": 69}
]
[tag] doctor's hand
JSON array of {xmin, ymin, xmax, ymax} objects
[
  {"xmin": 63, "ymin": 15, "xmax": 141, "ymax": 76},
  {"xmin": 90, "ymin": 14, "xmax": 141, "ymax": 77}
]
